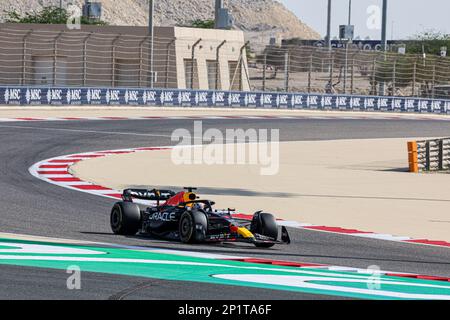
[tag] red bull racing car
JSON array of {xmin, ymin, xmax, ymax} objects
[{"xmin": 110, "ymin": 187, "xmax": 290, "ymax": 248}]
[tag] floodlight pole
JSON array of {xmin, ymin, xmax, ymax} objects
[
  {"xmin": 380, "ymin": 0, "xmax": 388, "ymax": 96},
  {"xmin": 381, "ymin": 0, "xmax": 388, "ymax": 51},
  {"xmin": 326, "ymin": 0, "xmax": 332, "ymax": 50},
  {"xmin": 348, "ymin": 0, "xmax": 352, "ymax": 25},
  {"xmin": 149, "ymin": 0, "xmax": 155, "ymax": 87}
]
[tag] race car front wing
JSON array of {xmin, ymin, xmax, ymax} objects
[{"xmin": 204, "ymin": 226, "xmax": 291, "ymax": 245}]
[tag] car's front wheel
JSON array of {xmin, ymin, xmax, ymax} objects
[
  {"xmin": 251, "ymin": 212, "xmax": 278, "ymax": 248},
  {"xmin": 179, "ymin": 210, "xmax": 208, "ymax": 244},
  {"xmin": 110, "ymin": 202, "xmax": 141, "ymax": 235}
]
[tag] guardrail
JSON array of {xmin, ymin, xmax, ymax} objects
[
  {"xmin": 1, "ymin": 86, "xmax": 450, "ymax": 113},
  {"xmin": 408, "ymin": 138, "xmax": 450, "ymax": 173}
]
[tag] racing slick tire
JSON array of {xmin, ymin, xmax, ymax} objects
[
  {"xmin": 251, "ymin": 212, "xmax": 278, "ymax": 248},
  {"xmin": 110, "ymin": 202, "xmax": 141, "ymax": 235},
  {"xmin": 179, "ymin": 210, "xmax": 208, "ymax": 244}
]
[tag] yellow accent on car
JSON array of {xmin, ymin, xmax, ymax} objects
[{"xmin": 237, "ymin": 227, "xmax": 254, "ymax": 239}]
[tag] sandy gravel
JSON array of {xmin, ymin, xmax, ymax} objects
[{"xmin": 71, "ymin": 138, "xmax": 450, "ymax": 242}]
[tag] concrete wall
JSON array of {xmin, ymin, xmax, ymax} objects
[{"xmin": 0, "ymin": 23, "xmax": 249, "ymax": 91}]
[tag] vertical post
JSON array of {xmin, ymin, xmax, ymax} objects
[
  {"xmin": 22, "ymin": 31, "xmax": 32, "ymax": 86},
  {"xmin": 326, "ymin": 0, "xmax": 332, "ymax": 75},
  {"xmin": 380, "ymin": 0, "xmax": 388, "ymax": 95},
  {"xmin": 191, "ymin": 39, "xmax": 202, "ymax": 90},
  {"xmin": 392, "ymin": 59, "xmax": 396, "ymax": 95},
  {"xmin": 262, "ymin": 53, "xmax": 267, "ymax": 91},
  {"xmin": 326, "ymin": 0, "xmax": 332, "ymax": 50},
  {"xmin": 308, "ymin": 52, "xmax": 313, "ymax": 93},
  {"xmin": 59, "ymin": 0, "xmax": 63, "ymax": 21},
  {"xmin": 348, "ymin": 0, "xmax": 352, "ymax": 25},
  {"xmin": 432, "ymin": 64, "xmax": 436, "ymax": 99},
  {"xmin": 372, "ymin": 57, "xmax": 377, "ymax": 95},
  {"xmin": 438, "ymin": 139, "xmax": 444, "ymax": 171},
  {"xmin": 381, "ymin": 0, "xmax": 388, "ymax": 51},
  {"xmin": 329, "ymin": 55, "xmax": 334, "ymax": 87},
  {"xmin": 149, "ymin": 0, "xmax": 155, "ymax": 87},
  {"xmin": 215, "ymin": 0, "xmax": 224, "ymax": 29},
  {"xmin": 165, "ymin": 38, "xmax": 176, "ymax": 88},
  {"xmin": 343, "ymin": 43, "xmax": 348, "ymax": 94},
  {"xmin": 139, "ymin": 36, "xmax": 149, "ymax": 88},
  {"xmin": 412, "ymin": 61, "xmax": 417, "ymax": 96},
  {"xmin": 215, "ymin": 40, "xmax": 226, "ymax": 90},
  {"xmin": 111, "ymin": 35, "xmax": 120, "ymax": 87},
  {"xmin": 284, "ymin": 50, "xmax": 290, "ymax": 92},
  {"xmin": 350, "ymin": 56, "xmax": 355, "ymax": 95},
  {"xmin": 53, "ymin": 32, "xmax": 63, "ymax": 86},
  {"xmin": 83, "ymin": 33, "xmax": 91, "ymax": 87},
  {"xmin": 237, "ymin": 41, "xmax": 250, "ymax": 91},
  {"xmin": 407, "ymin": 141, "xmax": 419, "ymax": 173}
]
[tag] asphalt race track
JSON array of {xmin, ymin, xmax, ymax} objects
[{"xmin": 1, "ymin": 117, "xmax": 450, "ymax": 299}]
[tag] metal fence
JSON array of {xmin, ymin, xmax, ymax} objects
[
  {"xmin": 0, "ymin": 26, "xmax": 248, "ymax": 91},
  {"xmin": 408, "ymin": 138, "xmax": 450, "ymax": 173},
  {"xmin": 247, "ymin": 44, "xmax": 450, "ymax": 99},
  {"xmin": 0, "ymin": 25, "xmax": 449, "ymax": 99}
]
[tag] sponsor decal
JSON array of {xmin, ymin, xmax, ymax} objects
[
  {"xmin": 86, "ymin": 88, "xmax": 103, "ymax": 105},
  {"xmin": 418, "ymin": 100, "xmax": 429, "ymax": 113},
  {"xmin": 291, "ymin": 94, "xmax": 305, "ymax": 109},
  {"xmin": 321, "ymin": 96, "xmax": 333, "ymax": 110},
  {"xmin": 211, "ymin": 91, "xmax": 226, "ymax": 107},
  {"xmin": 46, "ymin": 89, "xmax": 64, "ymax": 105},
  {"xmin": 307, "ymin": 95, "xmax": 320, "ymax": 109},
  {"xmin": 444, "ymin": 101, "xmax": 450, "ymax": 114},
  {"xmin": 178, "ymin": 91, "xmax": 192, "ymax": 106},
  {"xmin": 4, "ymin": 88, "xmax": 22, "ymax": 105},
  {"xmin": 336, "ymin": 96, "xmax": 349, "ymax": 110},
  {"xmin": 244, "ymin": 93, "xmax": 258, "ymax": 107},
  {"xmin": 364, "ymin": 97, "xmax": 376, "ymax": 111},
  {"xmin": 377, "ymin": 97, "xmax": 389, "ymax": 111},
  {"xmin": 66, "ymin": 89, "xmax": 82, "ymax": 105},
  {"xmin": 391, "ymin": 98, "xmax": 402, "ymax": 112},
  {"xmin": 143, "ymin": 90, "xmax": 158, "ymax": 105},
  {"xmin": 276, "ymin": 94, "xmax": 289, "ymax": 109},
  {"xmin": 149, "ymin": 211, "xmax": 176, "ymax": 222},
  {"xmin": 260, "ymin": 93, "xmax": 273, "ymax": 108},
  {"xmin": 350, "ymin": 97, "xmax": 363, "ymax": 110},
  {"xmin": 26, "ymin": 88, "xmax": 42, "ymax": 105},
  {"xmin": 105, "ymin": 89, "xmax": 121, "ymax": 105},
  {"xmin": 195, "ymin": 91, "xmax": 209, "ymax": 106},
  {"xmin": 228, "ymin": 92, "xmax": 241, "ymax": 107},
  {"xmin": 125, "ymin": 90, "xmax": 140, "ymax": 105},
  {"xmin": 160, "ymin": 90, "xmax": 175, "ymax": 106},
  {"xmin": 404, "ymin": 99, "xmax": 416, "ymax": 112},
  {"xmin": 431, "ymin": 100, "xmax": 443, "ymax": 114}
]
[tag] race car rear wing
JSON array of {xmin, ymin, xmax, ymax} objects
[{"xmin": 122, "ymin": 189, "xmax": 176, "ymax": 203}]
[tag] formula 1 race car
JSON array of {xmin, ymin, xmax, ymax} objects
[{"xmin": 110, "ymin": 187, "xmax": 290, "ymax": 248}]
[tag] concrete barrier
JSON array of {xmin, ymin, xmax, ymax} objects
[
  {"xmin": 408, "ymin": 138, "xmax": 450, "ymax": 173},
  {"xmin": 1, "ymin": 86, "xmax": 450, "ymax": 114}
]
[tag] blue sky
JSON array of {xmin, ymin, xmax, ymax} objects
[{"xmin": 278, "ymin": 0, "xmax": 450, "ymax": 40}]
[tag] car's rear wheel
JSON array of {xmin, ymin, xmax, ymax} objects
[
  {"xmin": 251, "ymin": 212, "xmax": 278, "ymax": 248},
  {"xmin": 179, "ymin": 210, "xmax": 208, "ymax": 243},
  {"xmin": 110, "ymin": 202, "xmax": 141, "ymax": 235}
]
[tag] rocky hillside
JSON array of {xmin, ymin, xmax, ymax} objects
[{"xmin": 0, "ymin": 0, "xmax": 320, "ymax": 48}]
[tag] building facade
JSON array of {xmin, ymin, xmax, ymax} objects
[{"xmin": 0, "ymin": 23, "xmax": 250, "ymax": 91}]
